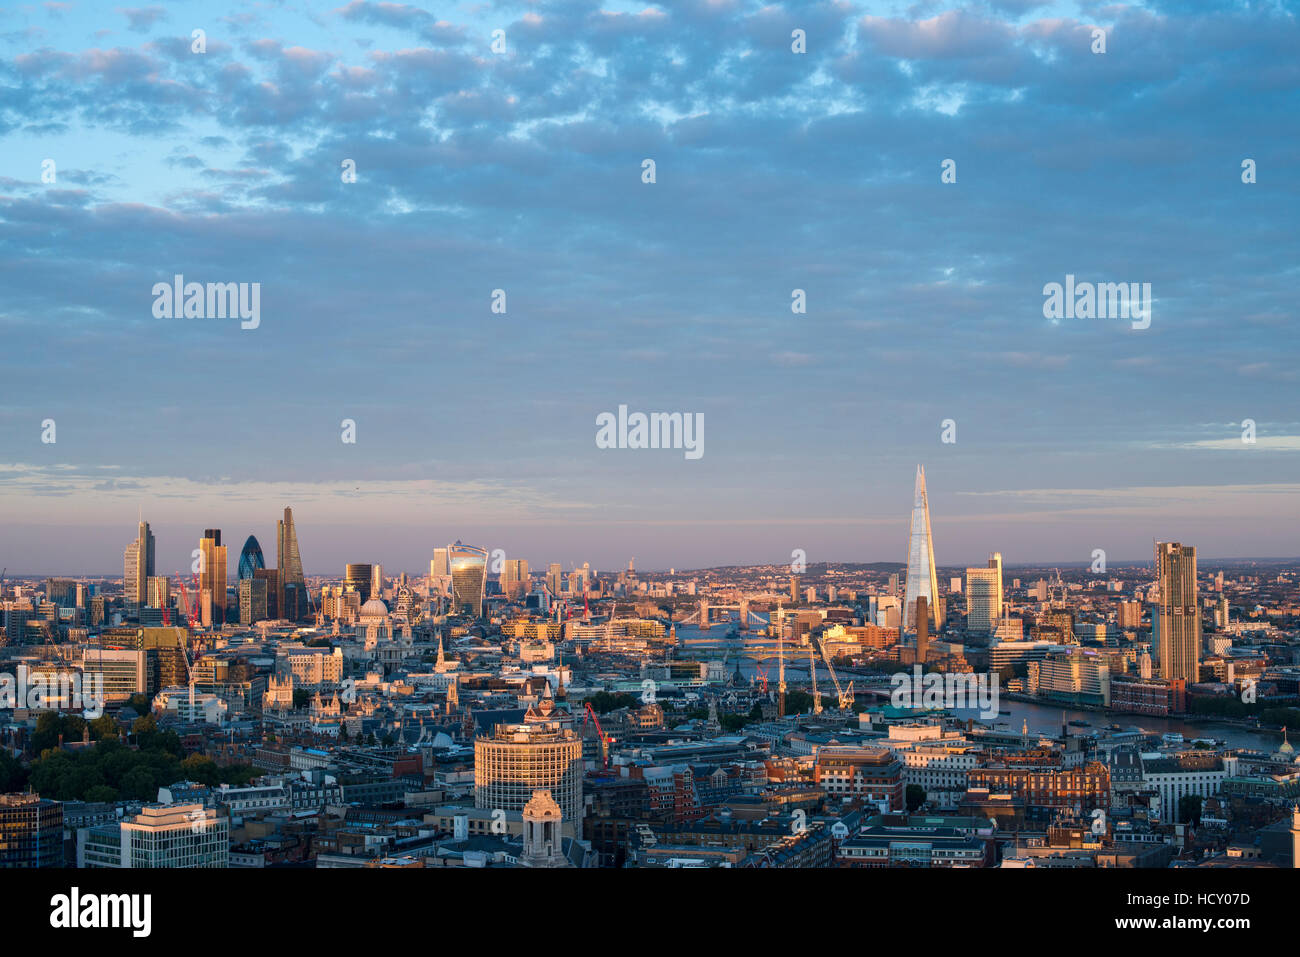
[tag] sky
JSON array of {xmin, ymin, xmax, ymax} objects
[{"xmin": 0, "ymin": 0, "xmax": 1297, "ymax": 576}]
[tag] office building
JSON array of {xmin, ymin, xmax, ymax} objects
[
  {"xmin": 238, "ymin": 535, "xmax": 265, "ymax": 580},
  {"xmin": 277, "ymin": 507, "xmax": 306, "ymax": 622},
  {"xmin": 1154, "ymin": 542, "xmax": 1199, "ymax": 685},
  {"xmin": 344, "ymin": 563, "xmax": 373, "ymax": 602},
  {"xmin": 79, "ymin": 803, "xmax": 229, "ymax": 868},
  {"xmin": 0, "ymin": 793, "xmax": 63, "ymax": 868},
  {"xmin": 79, "ymin": 648, "xmax": 148, "ymax": 703},
  {"xmin": 239, "ymin": 577, "xmax": 269, "ymax": 625},
  {"xmin": 501, "ymin": 559, "xmax": 530, "ymax": 600},
  {"xmin": 449, "ymin": 543, "xmax": 489, "ymax": 617},
  {"xmin": 122, "ymin": 520, "xmax": 155, "ymax": 616},
  {"xmin": 475, "ymin": 721, "xmax": 583, "ymax": 838},
  {"xmin": 966, "ymin": 561, "xmax": 1003, "ymax": 637},
  {"xmin": 198, "ymin": 529, "xmax": 228, "ymax": 626}
]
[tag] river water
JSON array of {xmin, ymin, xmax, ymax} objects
[{"xmin": 674, "ymin": 618, "xmax": 1283, "ymax": 752}]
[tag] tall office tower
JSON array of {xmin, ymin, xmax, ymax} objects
[
  {"xmin": 276, "ymin": 507, "xmax": 306, "ymax": 621},
  {"xmin": 966, "ymin": 556, "xmax": 1003, "ymax": 637},
  {"xmin": 122, "ymin": 520, "xmax": 155, "ymax": 615},
  {"xmin": 888, "ymin": 572, "xmax": 900, "ymax": 595},
  {"xmin": 146, "ymin": 576, "xmax": 169, "ymax": 610},
  {"xmin": 238, "ymin": 577, "xmax": 268, "ymax": 625},
  {"xmin": 1154, "ymin": 542, "xmax": 1200, "ymax": 684},
  {"xmin": 915, "ymin": 595, "xmax": 930, "ymax": 664},
  {"xmin": 344, "ymin": 564, "xmax": 373, "ymax": 602},
  {"xmin": 431, "ymin": 548, "xmax": 449, "ymax": 579},
  {"xmin": 1118, "ymin": 600, "xmax": 1142, "ymax": 630},
  {"xmin": 237, "ymin": 535, "xmax": 265, "ymax": 580},
  {"xmin": 475, "ymin": 721, "xmax": 584, "ymax": 838},
  {"xmin": 449, "ymin": 544, "xmax": 489, "ymax": 617},
  {"xmin": 198, "ymin": 530, "xmax": 228, "ymax": 626},
  {"xmin": 501, "ymin": 559, "xmax": 530, "ymax": 600},
  {"xmin": 546, "ymin": 563, "xmax": 564, "ymax": 597},
  {"xmin": 903, "ymin": 465, "xmax": 942, "ymax": 633},
  {"xmin": 371, "ymin": 564, "xmax": 384, "ymax": 598},
  {"xmin": 790, "ymin": 576, "xmax": 800, "ymax": 603},
  {"xmin": 45, "ymin": 579, "xmax": 77, "ymax": 608},
  {"xmin": 253, "ymin": 568, "xmax": 280, "ymax": 619}
]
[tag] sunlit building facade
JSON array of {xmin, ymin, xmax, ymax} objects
[
  {"xmin": 449, "ymin": 543, "xmax": 489, "ymax": 617},
  {"xmin": 903, "ymin": 465, "xmax": 942, "ymax": 633}
]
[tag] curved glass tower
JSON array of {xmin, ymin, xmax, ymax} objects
[
  {"xmin": 238, "ymin": 535, "xmax": 265, "ymax": 580},
  {"xmin": 448, "ymin": 542, "xmax": 489, "ymax": 617}
]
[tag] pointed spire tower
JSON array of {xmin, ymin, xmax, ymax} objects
[{"xmin": 903, "ymin": 465, "xmax": 942, "ymax": 634}]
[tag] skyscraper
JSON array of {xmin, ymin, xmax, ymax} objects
[
  {"xmin": 277, "ymin": 507, "xmax": 306, "ymax": 621},
  {"xmin": 449, "ymin": 543, "xmax": 489, "ymax": 617},
  {"xmin": 501, "ymin": 559, "xmax": 530, "ymax": 600},
  {"xmin": 965, "ymin": 553, "xmax": 1003, "ymax": 636},
  {"xmin": 345, "ymin": 563, "xmax": 373, "ymax": 602},
  {"xmin": 237, "ymin": 535, "xmax": 265, "ymax": 580},
  {"xmin": 1155, "ymin": 541, "xmax": 1200, "ymax": 684},
  {"xmin": 122, "ymin": 520, "xmax": 155, "ymax": 616},
  {"xmin": 198, "ymin": 529, "xmax": 227, "ymax": 626},
  {"xmin": 903, "ymin": 465, "xmax": 941, "ymax": 633}
]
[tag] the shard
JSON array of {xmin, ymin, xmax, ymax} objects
[{"xmin": 903, "ymin": 465, "xmax": 942, "ymax": 633}]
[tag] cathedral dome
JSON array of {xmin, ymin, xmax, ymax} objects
[{"xmin": 360, "ymin": 597, "xmax": 389, "ymax": 617}]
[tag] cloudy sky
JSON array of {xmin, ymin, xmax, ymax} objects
[{"xmin": 0, "ymin": 0, "xmax": 1297, "ymax": 576}]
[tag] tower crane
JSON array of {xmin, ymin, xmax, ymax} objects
[
  {"xmin": 811, "ymin": 634, "xmax": 854, "ymax": 711},
  {"xmin": 777, "ymin": 626, "xmax": 787, "ymax": 717},
  {"xmin": 809, "ymin": 643, "xmax": 821, "ymax": 714},
  {"xmin": 582, "ymin": 701, "xmax": 611, "ymax": 770}
]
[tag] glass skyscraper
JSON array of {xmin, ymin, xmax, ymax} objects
[
  {"xmin": 277, "ymin": 507, "xmax": 306, "ymax": 621},
  {"xmin": 903, "ymin": 465, "xmax": 942, "ymax": 633},
  {"xmin": 448, "ymin": 542, "xmax": 489, "ymax": 617},
  {"xmin": 238, "ymin": 535, "xmax": 265, "ymax": 580}
]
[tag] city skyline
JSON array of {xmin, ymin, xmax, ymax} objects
[
  {"xmin": 5, "ymin": 487, "xmax": 1299, "ymax": 578},
  {"xmin": 1, "ymin": 0, "xmax": 1298, "ymax": 570}
]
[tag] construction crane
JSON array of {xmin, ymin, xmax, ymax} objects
[
  {"xmin": 809, "ymin": 643, "xmax": 821, "ymax": 714},
  {"xmin": 776, "ymin": 626, "xmax": 787, "ymax": 717},
  {"xmin": 755, "ymin": 664, "xmax": 769, "ymax": 695},
  {"xmin": 811, "ymin": 634, "xmax": 854, "ymax": 711},
  {"xmin": 582, "ymin": 702, "xmax": 611, "ymax": 770}
]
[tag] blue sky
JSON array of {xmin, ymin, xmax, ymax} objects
[{"xmin": 1, "ymin": 0, "xmax": 1297, "ymax": 576}]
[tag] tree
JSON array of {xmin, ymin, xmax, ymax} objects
[
  {"xmin": 0, "ymin": 750, "xmax": 27, "ymax": 792},
  {"xmin": 586, "ymin": 691, "xmax": 639, "ymax": 714},
  {"xmin": 293, "ymin": 689, "xmax": 312, "ymax": 710},
  {"xmin": 783, "ymin": 690, "xmax": 814, "ymax": 714},
  {"xmin": 906, "ymin": 784, "xmax": 927, "ymax": 813},
  {"xmin": 1179, "ymin": 794, "xmax": 1203, "ymax": 826},
  {"xmin": 89, "ymin": 715, "xmax": 120, "ymax": 742}
]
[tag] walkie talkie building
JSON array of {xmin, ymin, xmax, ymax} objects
[{"xmin": 448, "ymin": 542, "xmax": 489, "ymax": 618}]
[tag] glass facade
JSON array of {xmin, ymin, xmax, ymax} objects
[
  {"xmin": 238, "ymin": 535, "xmax": 265, "ymax": 580},
  {"xmin": 903, "ymin": 465, "xmax": 941, "ymax": 633},
  {"xmin": 448, "ymin": 543, "xmax": 489, "ymax": 617}
]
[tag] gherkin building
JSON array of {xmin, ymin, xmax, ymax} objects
[{"xmin": 238, "ymin": 535, "xmax": 265, "ymax": 580}]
